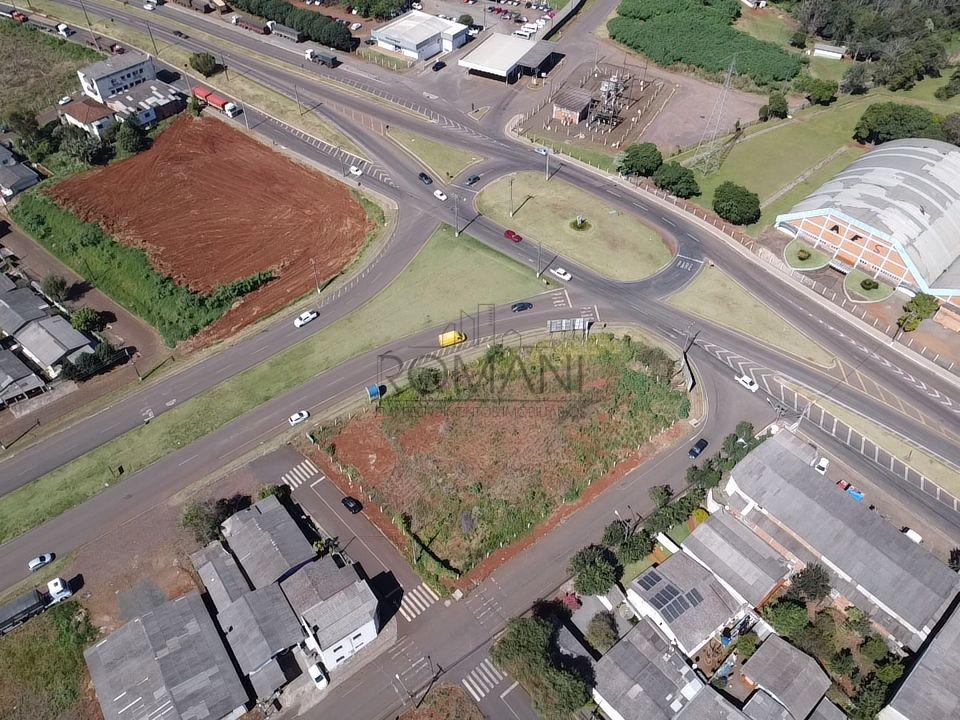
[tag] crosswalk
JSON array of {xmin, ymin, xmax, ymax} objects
[
  {"xmin": 281, "ymin": 458, "xmax": 321, "ymax": 489},
  {"xmin": 398, "ymin": 583, "xmax": 440, "ymax": 622},
  {"xmin": 461, "ymin": 657, "xmax": 506, "ymax": 702}
]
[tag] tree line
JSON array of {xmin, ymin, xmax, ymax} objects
[{"xmin": 228, "ymin": 0, "xmax": 354, "ymax": 50}]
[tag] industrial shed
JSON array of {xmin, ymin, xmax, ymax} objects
[
  {"xmin": 372, "ymin": 10, "xmax": 467, "ymax": 61},
  {"xmin": 458, "ymin": 33, "xmax": 559, "ymax": 82}
]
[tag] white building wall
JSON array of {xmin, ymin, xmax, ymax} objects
[
  {"xmin": 317, "ymin": 617, "xmax": 377, "ymax": 669},
  {"xmin": 592, "ymin": 689, "xmax": 628, "ymax": 720},
  {"xmin": 79, "ymin": 58, "xmax": 156, "ymax": 103},
  {"xmin": 62, "ymin": 113, "xmax": 116, "ymax": 140}
]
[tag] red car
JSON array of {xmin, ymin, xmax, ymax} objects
[{"xmin": 504, "ymin": 229, "xmax": 522, "ymax": 242}]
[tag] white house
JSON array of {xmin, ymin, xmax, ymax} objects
[
  {"xmin": 812, "ymin": 43, "xmax": 846, "ymax": 60},
  {"xmin": 59, "ymin": 97, "xmax": 117, "ymax": 139},
  {"xmin": 78, "ymin": 52, "xmax": 157, "ymax": 104}
]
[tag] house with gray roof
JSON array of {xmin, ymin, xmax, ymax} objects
[
  {"xmin": 78, "ymin": 51, "xmax": 156, "ymax": 103},
  {"xmin": 675, "ymin": 686, "xmax": 749, "ymax": 720},
  {"xmin": 217, "ymin": 584, "xmax": 303, "ymax": 698},
  {"xmin": 221, "ymin": 495, "xmax": 315, "ymax": 588},
  {"xmin": 85, "ymin": 592, "xmax": 248, "ymax": 720},
  {"xmin": 191, "ymin": 541, "xmax": 251, "ymax": 612},
  {"xmin": 593, "ymin": 618, "xmax": 703, "ymax": 720},
  {"xmin": 741, "ymin": 635, "xmax": 830, "ymax": 720},
  {"xmin": 14, "ymin": 315, "xmax": 95, "ymax": 377},
  {"xmin": 0, "ymin": 349, "xmax": 44, "ymax": 407},
  {"xmin": 0, "ymin": 287, "xmax": 48, "ymax": 336},
  {"xmin": 726, "ymin": 430, "xmax": 960, "ymax": 650},
  {"xmin": 878, "ymin": 599, "xmax": 960, "ymax": 720},
  {"xmin": 744, "ymin": 689, "xmax": 794, "ymax": 720},
  {"xmin": 627, "ymin": 552, "xmax": 747, "ymax": 658},
  {"xmin": 809, "ymin": 698, "xmax": 846, "ymax": 720},
  {"xmin": 682, "ymin": 510, "xmax": 791, "ymax": 608},
  {"xmin": 0, "ymin": 163, "xmax": 40, "ymax": 201},
  {"xmin": 280, "ymin": 555, "xmax": 379, "ymax": 671}
]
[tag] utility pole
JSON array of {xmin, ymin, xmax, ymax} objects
[
  {"xmin": 77, "ymin": 0, "xmax": 102, "ymax": 51},
  {"xmin": 144, "ymin": 20, "xmax": 160, "ymax": 57},
  {"xmin": 294, "ymin": 83, "xmax": 303, "ymax": 115},
  {"xmin": 454, "ymin": 194, "xmax": 460, "ymax": 236},
  {"xmin": 545, "ymin": 148, "xmax": 550, "ymax": 180},
  {"xmin": 537, "ymin": 239, "xmax": 542, "ymax": 276},
  {"xmin": 237, "ymin": 88, "xmax": 250, "ymax": 131},
  {"xmin": 310, "ymin": 258, "xmax": 320, "ymax": 295},
  {"xmin": 508, "ymin": 176, "xmax": 514, "ymax": 217},
  {"xmin": 221, "ymin": 53, "xmax": 229, "ymax": 81}
]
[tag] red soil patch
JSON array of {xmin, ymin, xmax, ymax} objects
[{"xmin": 47, "ymin": 116, "xmax": 372, "ymax": 346}]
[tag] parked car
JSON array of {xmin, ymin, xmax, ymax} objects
[
  {"xmin": 364, "ymin": 37, "xmax": 376, "ymax": 44},
  {"xmin": 688, "ymin": 437, "xmax": 708, "ymax": 459},
  {"xmin": 735, "ymin": 373, "xmax": 758, "ymax": 392},
  {"xmin": 433, "ymin": 189, "xmax": 447, "ymax": 201},
  {"xmin": 143, "ymin": 2, "xmax": 155, "ymax": 9},
  {"xmin": 465, "ymin": 174, "xmax": 481, "ymax": 186},
  {"xmin": 504, "ymin": 229, "xmax": 522, "ymax": 242},
  {"xmin": 432, "ymin": 60, "xmax": 446, "ymax": 71},
  {"xmin": 349, "ymin": 165, "xmax": 363, "ymax": 176},
  {"xmin": 294, "ymin": 310, "xmax": 318, "ymax": 328},
  {"xmin": 307, "ymin": 663, "xmax": 329, "ymax": 689},
  {"xmin": 815, "ymin": 457, "xmax": 830, "ymax": 475},
  {"xmin": 550, "ymin": 267, "xmax": 572, "ymax": 281},
  {"xmin": 341, "ymin": 496, "xmax": 363, "ymax": 514},
  {"xmin": 288, "ymin": 410, "xmax": 310, "ymax": 426},
  {"xmin": 350, "ymin": 22, "xmax": 362, "ymax": 30},
  {"xmin": 418, "ymin": 171, "xmax": 433, "ymax": 185},
  {"xmin": 27, "ymin": 554, "xmax": 55, "ymax": 572},
  {"xmin": 58, "ymin": 96, "xmax": 72, "ymax": 105},
  {"xmin": 511, "ymin": 302, "xmax": 533, "ymax": 313}
]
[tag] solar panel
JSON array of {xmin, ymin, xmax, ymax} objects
[
  {"xmin": 686, "ymin": 590, "xmax": 702, "ymax": 607},
  {"xmin": 689, "ymin": 588, "xmax": 704, "ymax": 603},
  {"xmin": 676, "ymin": 595, "xmax": 690, "ymax": 611},
  {"xmin": 664, "ymin": 584, "xmax": 679, "ymax": 600},
  {"xmin": 647, "ymin": 571, "xmax": 662, "ymax": 584},
  {"xmin": 638, "ymin": 572, "xmax": 661, "ymax": 591}
]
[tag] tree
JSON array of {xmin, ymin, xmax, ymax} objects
[
  {"xmin": 568, "ymin": 545, "xmax": 620, "ymax": 596},
  {"xmin": 4, "ymin": 107, "xmax": 39, "ymax": 142},
  {"xmin": 115, "ymin": 121, "xmax": 147, "ymax": 154},
  {"xmin": 649, "ymin": 484, "xmax": 673, "ymax": 508},
  {"xmin": 586, "ymin": 611, "xmax": 618, "ymax": 652},
  {"xmin": 41, "ymin": 273, "xmax": 69, "ymax": 302},
  {"xmin": 904, "ymin": 292, "xmax": 940, "ymax": 320},
  {"xmin": 189, "ymin": 51, "xmax": 219, "ymax": 77},
  {"xmin": 943, "ymin": 113, "xmax": 960, "ymax": 147},
  {"xmin": 70, "ymin": 307, "xmax": 104, "ymax": 333},
  {"xmin": 796, "ymin": 75, "xmax": 838, "ymax": 106},
  {"xmin": 789, "ymin": 30, "xmax": 806, "ymax": 48},
  {"xmin": 736, "ymin": 632, "xmax": 759, "ymax": 661},
  {"xmin": 457, "ymin": 13, "xmax": 474, "ymax": 26},
  {"xmin": 652, "ymin": 161, "xmax": 699, "ymax": 198},
  {"xmin": 762, "ymin": 599, "xmax": 809, "ymax": 638},
  {"xmin": 791, "ymin": 563, "xmax": 831, "ymax": 601},
  {"xmin": 853, "ymin": 102, "xmax": 943, "ymax": 144},
  {"xmin": 618, "ymin": 142, "xmax": 663, "ymax": 176},
  {"xmin": 602, "ymin": 520, "xmax": 629, "ymax": 547},
  {"xmin": 935, "ymin": 69, "xmax": 960, "ymax": 101},
  {"xmin": 686, "ymin": 461, "xmax": 722, "ymax": 490},
  {"xmin": 830, "ymin": 649, "xmax": 856, "ymax": 677},
  {"xmin": 179, "ymin": 493, "xmax": 250, "ymax": 543},
  {"xmin": 257, "ymin": 483, "xmax": 291, "ymax": 501},
  {"xmin": 860, "ymin": 635, "xmax": 889, "ymax": 663},
  {"xmin": 851, "ymin": 675, "xmax": 890, "ymax": 720},
  {"xmin": 875, "ymin": 659, "xmax": 904, "ymax": 685},
  {"xmin": 767, "ymin": 91, "xmax": 788, "ymax": 119},
  {"xmin": 617, "ymin": 530, "xmax": 653, "ymax": 564},
  {"xmin": 841, "ymin": 63, "xmax": 869, "ymax": 95},
  {"xmin": 845, "ymin": 606, "xmax": 872, "ymax": 636},
  {"xmin": 713, "ymin": 181, "xmax": 761, "ymax": 225},
  {"xmin": 58, "ymin": 125, "xmax": 103, "ymax": 164},
  {"xmin": 189, "ymin": 94, "xmax": 203, "ymax": 117}
]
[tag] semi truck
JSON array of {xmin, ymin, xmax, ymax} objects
[
  {"xmin": 231, "ymin": 14, "xmax": 267, "ymax": 33},
  {"xmin": 171, "ymin": 0, "xmax": 213, "ymax": 13},
  {"xmin": 0, "ymin": 578, "xmax": 73, "ymax": 636},
  {"xmin": 304, "ymin": 48, "xmax": 338, "ymax": 67},
  {"xmin": 10, "ymin": 9, "xmax": 28, "ymax": 22},
  {"xmin": 266, "ymin": 20, "xmax": 303, "ymax": 42},
  {"xmin": 56, "ymin": 22, "xmax": 73, "ymax": 37},
  {"xmin": 192, "ymin": 87, "xmax": 241, "ymax": 118}
]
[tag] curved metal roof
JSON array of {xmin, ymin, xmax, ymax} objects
[{"xmin": 778, "ymin": 139, "xmax": 960, "ymax": 292}]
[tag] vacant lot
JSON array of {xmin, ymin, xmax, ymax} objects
[
  {"xmin": 44, "ymin": 116, "xmax": 371, "ymax": 344},
  {"xmin": 321, "ymin": 335, "xmax": 690, "ymax": 588},
  {"xmin": 400, "ymin": 685, "xmax": 484, "ymax": 720},
  {"xmin": 477, "ymin": 172, "xmax": 671, "ymax": 280},
  {"xmin": 386, "ymin": 127, "xmax": 482, "ymax": 180},
  {"xmin": 0, "ymin": 21, "xmax": 101, "ymax": 117}
]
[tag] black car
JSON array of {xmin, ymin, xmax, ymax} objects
[
  {"xmin": 173, "ymin": 30, "xmax": 188, "ymax": 38},
  {"xmin": 341, "ymin": 496, "xmax": 363, "ymax": 514},
  {"xmin": 688, "ymin": 438, "xmax": 709, "ymax": 459},
  {"xmin": 511, "ymin": 302, "xmax": 533, "ymax": 313},
  {"xmin": 418, "ymin": 171, "xmax": 433, "ymax": 185},
  {"xmin": 465, "ymin": 174, "xmax": 481, "ymax": 186},
  {"xmin": 364, "ymin": 37, "xmax": 376, "ymax": 45},
  {"xmin": 431, "ymin": 60, "xmax": 446, "ymax": 72}
]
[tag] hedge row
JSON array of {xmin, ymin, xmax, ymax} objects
[{"xmin": 229, "ymin": 0, "xmax": 353, "ymax": 50}]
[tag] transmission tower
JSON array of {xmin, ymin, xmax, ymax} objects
[{"xmin": 691, "ymin": 57, "xmax": 737, "ymax": 174}]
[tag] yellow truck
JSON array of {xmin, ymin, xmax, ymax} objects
[{"xmin": 438, "ymin": 330, "xmax": 466, "ymax": 348}]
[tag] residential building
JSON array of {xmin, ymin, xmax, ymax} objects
[
  {"xmin": 682, "ymin": 509, "xmax": 791, "ymax": 608},
  {"xmin": 220, "ymin": 495, "xmax": 315, "ymax": 587},
  {"xmin": 725, "ymin": 430, "xmax": 960, "ymax": 650},
  {"xmin": 14, "ymin": 315, "xmax": 95, "ymax": 377},
  {"xmin": 217, "ymin": 584, "xmax": 303, "ymax": 699},
  {"xmin": 812, "ymin": 43, "xmax": 846, "ymax": 60},
  {"xmin": 0, "ymin": 163, "xmax": 40, "ymax": 201},
  {"xmin": 78, "ymin": 51, "xmax": 156, "ymax": 104},
  {"xmin": 59, "ymin": 96, "xmax": 117, "ymax": 139},
  {"xmin": 878, "ymin": 598, "xmax": 960, "ymax": 720},
  {"xmin": 280, "ymin": 555, "xmax": 379, "ymax": 670},
  {"xmin": 741, "ymin": 635, "xmax": 830, "ymax": 720},
  {"xmin": 0, "ymin": 145, "xmax": 15, "ymax": 166},
  {"xmin": 743, "ymin": 690, "xmax": 793, "ymax": 720},
  {"xmin": 0, "ymin": 287, "xmax": 49, "ymax": 336},
  {"xmin": 105, "ymin": 82, "xmax": 185, "ymax": 126},
  {"xmin": 372, "ymin": 10, "xmax": 468, "ymax": 61},
  {"xmin": 809, "ymin": 698, "xmax": 847, "ymax": 720},
  {"xmin": 85, "ymin": 592, "xmax": 248, "ymax": 720},
  {"xmin": 190, "ymin": 541, "xmax": 250, "ymax": 611},
  {"xmin": 627, "ymin": 552, "xmax": 747, "ymax": 658},
  {"xmin": 675, "ymin": 686, "xmax": 749, "ymax": 719},
  {"xmin": 0, "ymin": 349, "xmax": 44, "ymax": 407},
  {"xmin": 775, "ymin": 139, "xmax": 960, "ymax": 331},
  {"xmin": 593, "ymin": 618, "xmax": 704, "ymax": 720}
]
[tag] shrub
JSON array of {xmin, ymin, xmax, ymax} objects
[
  {"xmin": 935, "ymin": 69, "xmax": 960, "ymax": 101},
  {"xmin": 712, "ymin": 181, "xmax": 761, "ymax": 225},
  {"xmin": 114, "ymin": 121, "xmax": 148, "ymax": 154},
  {"xmin": 796, "ymin": 248, "xmax": 811, "ymax": 261},
  {"xmin": 791, "ymin": 563, "xmax": 831, "ymax": 601},
  {"xmin": 845, "ymin": 606, "xmax": 872, "ymax": 636},
  {"xmin": 409, "ymin": 366, "xmax": 442, "ymax": 395},
  {"xmin": 586, "ymin": 611, "xmax": 619, "ymax": 652},
  {"xmin": 653, "ymin": 161, "xmax": 699, "ymax": 198},
  {"xmin": 41, "ymin": 273, "xmax": 69, "ymax": 302},
  {"xmin": 860, "ymin": 635, "xmax": 888, "ymax": 663},
  {"xmin": 789, "ymin": 30, "xmax": 806, "ymax": 48},
  {"xmin": 569, "ymin": 545, "xmax": 620, "ymax": 595},
  {"xmin": 830, "ymin": 649, "xmax": 856, "ymax": 677},
  {"xmin": 762, "ymin": 599, "xmax": 809, "ymax": 638},
  {"xmin": 70, "ymin": 306, "xmax": 104, "ymax": 333},
  {"xmin": 618, "ymin": 142, "xmax": 663, "ymax": 176},
  {"xmin": 860, "ymin": 278, "xmax": 879, "ymax": 291},
  {"xmin": 189, "ymin": 51, "xmax": 219, "ymax": 77},
  {"xmin": 179, "ymin": 493, "xmax": 250, "ymax": 543},
  {"xmin": 853, "ymin": 102, "xmax": 944, "ymax": 144},
  {"xmin": 602, "ymin": 520, "xmax": 630, "ymax": 547},
  {"xmin": 257, "ymin": 483, "xmax": 291, "ymax": 501},
  {"xmin": 737, "ymin": 631, "xmax": 759, "ymax": 661},
  {"xmin": 648, "ymin": 484, "xmax": 672, "ymax": 508},
  {"xmin": 617, "ymin": 530, "xmax": 653, "ymax": 564},
  {"xmin": 457, "ymin": 13, "xmax": 474, "ymax": 26},
  {"xmin": 875, "ymin": 659, "xmax": 904, "ymax": 684}
]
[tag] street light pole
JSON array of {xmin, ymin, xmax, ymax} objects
[
  {"xmin": 509, "ymin": 176, "xmax": 514, "ymax": 217},
  {"xmin": 454, "ymin": 194, "xmax": 460, "ymax": 236},
  {"xmin": 77, "ymin": 0, "xmax": 102, "ymax": 52},
  {"xmin": 294, "ymin": 83, "xmax": 303, "ymax": 115},
  {"xmin": 545, "ymin": 149, "xmax": 550, "ymax": 180},
  {"xmin": 144, "ymin": 20, "xmax": 160, "ymax": 57},
  {"xmin": 310, "ymin": 258, "xmax": 320, "ymax": 295}
]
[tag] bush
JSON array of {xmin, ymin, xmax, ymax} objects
[
  {"xmin": 903, "ymin": 292, "xmax": 940, "ymax": 320},
  {"xmin": 875, "ymin": 659, "xmax": 904, "ymax": 684},
  {"xmin": 409, "ymin": 366, "xmax": 442, "ymax": 395},
  {"xmin": 860, "ymin": 635, "xmax": 888, "ymax": 663},
  {"xmin": 737, "ymin": 631, "xmax": 759, "ymax": 661},
  {"xmin": 789, "ymin": 30, "xmax": 806, "ymax": 48},
  {"xmin": 653, "ymin": 161, "xmax": 700, "ymax": 198},
  {"xmin": 457, "ymin": 13, "xmax": 474, "ymax": 25},
  {"xmin": 796, "ymin": 248, "xmax": 811, "ymax": 261},
  {"xmin": 649, "ymin": 484, "xmax": 672, "ymax": 508},
  {"xmin": 853, "ymin": 102, "xmax": 944, "ymax": 145},
  {"xmin": 189, "ymin": 51, "xmax": 219, "ymax": 77},
  {"xmin": 762, "ymin": 599, "xmax": 809, "ymax": 638},
  {"xmin": 795, "ymin": 75, "xmax": 837, "ymax": 106},
  {"xmin": 114, "ymin": 121, "xmax": 147, "ymax": 155},
  {"xmin": 845, "ymin": 606, "xmax": 872, "ymax": 636},
  {"xmin": 712, "ymin": 181, "xmax": 761, "ymax": 225},
  {"xmin": 935, "ymin": 69, "xmax": 960, "ymax": 101},
  {"xmin": 841, "ymin": 63, "xmax": 869, "ymax": 95},
  {"xmin": 830, "ymin": 649, "xmax": 856, "ymax": 677},
  {"xmin": 790, "ymin": 563, "xmax": 831, "ymax": 602},
  {"xmin": 617, "ymin": 530, "xmax": 653, "ymax": 564},
  {"xmin": 257, "ymin": 483, "xmax": 291, "ymax": 501},
  {"xmin": 41, "ymin": 273, "xmax": 69, "ymax": 302},
  {"xmin": 618, "ymin": 142, "xmax": 663, "ymax": 176},
  {"xmin": 569, "ymin": 545, "xmax": 620, "ymax": 596},
  {"xmin": 602, "ymin": 520, "xmax": 630, "ymax": 547},
  {"xmin": 179, "ymin": 493, "xmax": 250, "ymax": 543},
  {"xmin": 767, "ymin": 92, "xmax": 788, "ymax": 119},
  {"xmin": 70, "ymin": 306, "xmax": 104, "ymax": 333},
  {"xmin": 860, "ymin": 278, "xmax": 879, "ymax": 291},
  {"xmin": 586, "ymin": 611, "xmax": 619, "ymax": 652}
]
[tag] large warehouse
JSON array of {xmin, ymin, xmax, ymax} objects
[
  {"xmin": 458, "ymin": 33, "xmax": 559, "ymax": 83},
  {"xmin": 371, "ymin": 10, "xmax": 467, "ymax": 61},
  {"xmin": 776, "ymin": 138, "xmax": 960, "ymax": 331}
]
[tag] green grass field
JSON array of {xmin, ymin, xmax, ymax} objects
[
  {"xmin": 386, "ymin": 127, "xmax": 483, "ymax": 181},
  {"xmin": 0, "ymin": 225, "xmax": 545, "ymax": 544},
  {"xmin": 784, "ymin": 239, "xmax": 830, "ymax": 270},
  {"xmin": 844, "ymin": 268, "xmax": 893, "ymax": 302},
  {"xmin": 733, "ymin": 7, "xmax": 796, "ymax": 47},
  {"xmin": 477, "ymin": 171, "xmax": 671, "ymax": 281},
  {"xmin": 667, "ymin": 266, "xmax": 835, "ymax": 367},
  {"xmin": 0, "ymin": 21, "xmax": 101, "ymax": 117}
]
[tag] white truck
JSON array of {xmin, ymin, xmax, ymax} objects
[
  {"xmin": 304, "ymin": 48, "xmax": 338, "ymax": 67},
  {"xmin": 56, "ymin": 23, "xmax": 74, "ymax": 37},
  {"xmin": 0, "ymin": 578, "xmax": 73, "ymax": 635}
]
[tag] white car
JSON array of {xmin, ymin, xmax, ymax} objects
[
  {"xmin": 294, "ymin": 310, "xmax": 319, "ymax": 328},
  {"xmin": 28, "ymin": 553, "xmax": 55, "ymax": 572},
  {"xmin": 143, "ymin": 1, "xmax": 155, "ymax": 9},
  {"xmin": 814, "ymin": 457, "xmax": 830, "ymax": 475},
  {"xmin": 289, "ymin": 410, "xmax": 310, "ymax": 426},
  {"xmin": 308, "ymin": 663, "xmax": 329, "ymax": 690},
  {"xmin": 350, "ymin": 22, "xmax": 362, "ymax": 30},
  {"xmin": 550, "ymin": 267, "xmax": 572, "ymax": 281},
  {"xmin": 534, "ymin": 146, "xmax": 549, "ymax": 156},
  {"xmin": 433, "ymin": 189, "xmax": 447, "ymax": 201},
  {"xmin": 735, "ymin": 373, "xmax": 758, "ymax": 392},
  {"xmin": 58, "ymin": 96, "xmax": 72, "ymax": 105},
  {"xmin": 349, "ymin": 165, "xmax": 363, "ymax": 177}
]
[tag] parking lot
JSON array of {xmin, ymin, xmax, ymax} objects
[{"xmin": 418, "ymin": 0, "xmax": 557, "ymax": 37}]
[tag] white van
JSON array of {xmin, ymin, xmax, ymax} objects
[
  {"xmin": 522, "ymin": 23, "xmax": 538, "ymax": 32},
  {"xmin": 902, "ymin": 527, "xmax": 923, "ymax": 544},
  {"xmin": 513, "ymin": 29, "xmax": 532, "ymax": 38}
]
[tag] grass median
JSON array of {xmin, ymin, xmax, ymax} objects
[
  {"xmin": 477, "ymin": 171, "xmax": 671, "ymax": 281},
  {"xmin": 0, "ymin": 225, "xmax": 545, "ymax": 544},
  {"xmin": 667, "ymin": 265, "xmax": 836, "ymax": 367},
  {"xmin": 386, "ymin": 127, "xmax": 483, "ymax": 181}
]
